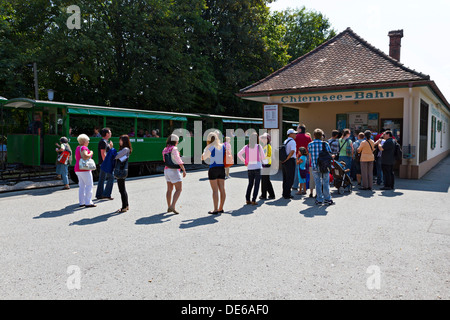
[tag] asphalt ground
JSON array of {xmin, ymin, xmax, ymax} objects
[{"xmin": 0, "ymin": 157, "xmax": 449, "ymax": 300}]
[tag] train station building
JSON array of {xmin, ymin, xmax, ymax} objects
[{"xmin": 237, "ymin": 28, "xmax": 450, "ymax": 179}]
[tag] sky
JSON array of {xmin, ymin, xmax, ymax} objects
[{"xmin": 268, "ymin": 0, "xmax": 450, "ymax": 102}]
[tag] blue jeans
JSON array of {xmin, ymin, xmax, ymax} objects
[
  {"xmin": 56, "ymin": 164, "xmax": 69, "ymax": 185},
  {"xmin": 312, "ymin": 169, "xmax": 331, "ymax": 202},
  {"xmin": 96, "ymin": 169, "xmax": 114, "ymax": 198},
  {"xmin": 292, "ymin": 161, "xmax": 299, "ymax": 189}
]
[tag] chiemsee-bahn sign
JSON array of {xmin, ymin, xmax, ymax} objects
[{"xmin": 277, "ymin": 90, "xmax": 395, "ymax": 104}]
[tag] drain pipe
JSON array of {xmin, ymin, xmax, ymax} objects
[{"xmin": 407, "ymin": 83, "xmax": 413, "ymax": 179}]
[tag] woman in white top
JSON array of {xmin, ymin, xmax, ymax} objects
[{"xmin": 237, "ymin": 132, "xmax": 265, "ymax": 205}]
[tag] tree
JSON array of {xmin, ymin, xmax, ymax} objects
[
  {"xmin": 274, "ymin": 7, "xmax": 337, "ymax": 62},
  {"xmin": 0, "ymin": 1, "xmax": 336, "ymax": 118}
]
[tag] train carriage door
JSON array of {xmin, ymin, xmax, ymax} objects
[{"xmin": 42, "ymin": 106, "xmax": 61, "ymax": 164}]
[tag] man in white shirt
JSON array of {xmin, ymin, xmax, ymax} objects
[{"xmin": 282, "ymin": 129, "xmax": 297, "ymax": 199}]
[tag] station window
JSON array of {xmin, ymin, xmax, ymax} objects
[{"xmin": 431, "ymin": 116, "xmax": 437, "ymax": 150}]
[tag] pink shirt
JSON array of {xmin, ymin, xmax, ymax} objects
[
  {"xmin": 74, "ymin": 145, "xmax": 90, "ymax": 172},
  {"xmin": 237, "ymin": 144, "xmax": 265, "ymax": 170}
]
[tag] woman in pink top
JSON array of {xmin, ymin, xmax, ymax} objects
[
  {"xmin": 237, "ymin": 132, "xmax": 265, "ymax": 205},
  {"xmin": 75, "ymin": 134, "xmax": 95, "ymax": 207},
  {"xmin": 162, "ymin": 134, "xmax": 186, "ymax": 214}
]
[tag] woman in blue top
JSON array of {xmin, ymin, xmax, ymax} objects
[{"xmin": 201, "ymin": 132, "xmax": 226, "ymax": 215}]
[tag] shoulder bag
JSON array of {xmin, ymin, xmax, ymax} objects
[
  {"xmin": 78, "ymin": 147, "xmax": 96, "ymax": 170},
  {"xmin": 114, "ymin": 157, "xmax": 129, "ymax": 179}
]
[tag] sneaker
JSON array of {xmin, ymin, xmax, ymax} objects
[
  {"xmin": 324, "ymin": 200, "xmax": 335, "ymax": 206},
  {"xmin": 315, "ymin": 200, "xmax": 323, "ymax": 206}
]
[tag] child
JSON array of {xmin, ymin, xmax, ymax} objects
[
  {"xmin": 224, "ymin": 136, "xmax": 232, "ymax": 179},
  {"xmin": 296, "ymin": 147, "xmax": 308, "ymax": 195}
]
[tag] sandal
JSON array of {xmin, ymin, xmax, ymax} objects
[{"xmin": 116, "ymin": 207, "xmax": 128, "ymax": 213}]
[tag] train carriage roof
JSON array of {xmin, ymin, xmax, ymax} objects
[{"xmin": 1, "ymin": 98, "xmax": 200, "ymax": 121}]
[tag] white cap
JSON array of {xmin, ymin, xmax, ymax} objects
[{"xmin": 287, "ymin": 128, "xmax": 297, "ymax": 135}]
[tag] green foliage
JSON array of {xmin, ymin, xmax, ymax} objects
[{"xmin": 0, "ymin": 1, "xmax": 336, "ymax": 118}]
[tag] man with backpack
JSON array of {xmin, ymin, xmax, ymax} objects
[
  {"xmin": 308, "ymin": 128, "xmax": 335, "ymax": 206},
  {"xmin": 281, "ymin": 129, "xmax": 297, "ymax": 199}
]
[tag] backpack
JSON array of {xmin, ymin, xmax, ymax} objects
[
  {"xmin": 164, "ymin": 151, "xmax": 181, "ymax": 169},
  {"xmin": 317, "ymin": 142, "xmax": 333, "ymax": 173},
  {"xmin": 279, "ymin": 138, "xmax": 293, "ymax": 162},
  {"xmin": 57, "ymin": 150, "xmax": 71, "ymax": 164},
  {"xmin": 394, "ymin": 142, "xmax": 403, "ymax": 161}
]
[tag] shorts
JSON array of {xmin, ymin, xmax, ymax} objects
[
  {"xmin": 164, "ymin": 168, "xmax": 182, "ymax": 183},
  {"xmin": 208, "ymin": 166, "xmax": 225, "ymax": 180}
]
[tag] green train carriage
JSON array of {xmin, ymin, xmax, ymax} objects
[
  {"xmin": 0, "ymin": 98, "xmax": 200, "ymax": 179},
  {"xmin": 0, "ymin": 97, "xmax": 273, "ymax": 182}
]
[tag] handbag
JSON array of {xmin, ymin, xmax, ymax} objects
[
  {"xmin": 78, "ymin": 158, "xmax": 96, "ymax": 170},
  {"xmin": 78, "ymin": 147, "xmax": 96, "ymax": 170},
  {"xmin": 224, "ymin": 148, "xmax": 234, "ymax": 168},
  {"xmin": 114, "ymin": 158, "xmax": 129, "ymax": 179}
]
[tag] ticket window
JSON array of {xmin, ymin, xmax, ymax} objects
[{"xmin": 337, "ymin": 113, "xmax": 380, "ymax": 139}]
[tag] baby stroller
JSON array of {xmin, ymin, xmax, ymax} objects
[{"xmin": 331, "ymin": 160, "xmax": 352, "ymax": 194}]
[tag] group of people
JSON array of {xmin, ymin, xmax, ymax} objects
[
  {"xmin": 92, "ymin": 127, "xmax": 160, "ymax": 138},
  {"xmin": 56, "ymin": 124, "xmax": 400, "ymax": 215},
  {"xmin": 280, "ymin": 125, "xmax": 400, "ymax": 206},
  {"xmin": 56, "ymin": 128, "xmax": 132, "ymax": 213},
  {"xmin": 128, "ymin": 127, "xmax": 160, "ymax": 138},
  {"xmin": 162, "ymin": 130, "xmax": 275, "ymax": 215}
]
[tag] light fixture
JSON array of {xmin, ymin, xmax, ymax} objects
[{"xmin": 47, "ymin": 89, "xmax": 55, "ymax": 101}]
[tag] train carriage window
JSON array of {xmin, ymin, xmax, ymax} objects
[
  {"xmin": 164, "ymin": 120, "xmax": 184, "ymax": 137},
  {"xmin": 106, "ymin": 117, "xmax": 135, "ymax": 137},
  {"xmin": 70, "ymin": 115, "xmax": 104, "ymax": 137},
  {"xmin": 137, "ymin": 119, "xmax": 161, "ymax": 138},
  {"xmin": 1, "ymin": 108, "xmax": 29, "ymax": 134}
]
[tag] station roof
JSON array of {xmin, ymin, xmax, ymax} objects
[{"xmin": 237, "ymin": 27, "xmax": 450, "ymax": 111}]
